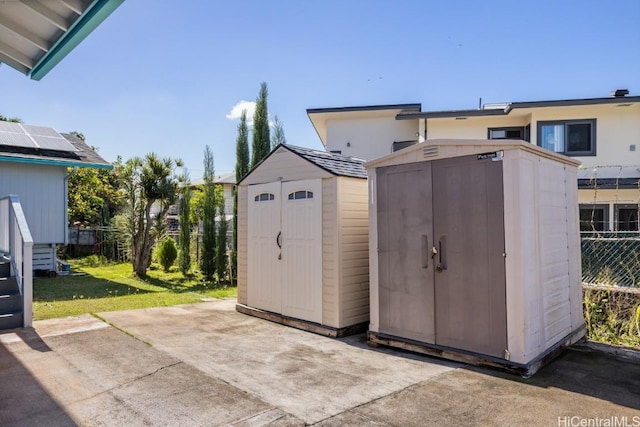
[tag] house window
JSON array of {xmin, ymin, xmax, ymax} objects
[
  {"xmin": 615, "ymin": 204, "xmax": 639, "ymax": 231},
  {"xmin": 254, "ymin": 193, "xmax": 275, "ymax": 202},
  {"xmin": 579, "ymin": 204, "xmax": 609, "ymax": 231},
  {"xmin": 488, "ymin": 127, "xmax": 526, "ymax": 141},
  {"xmin": 288, "ymin": 191, "xmax": 313, "ymax": 200},
  {"xmin": 537, "ymin": 119, "xmax": 596, "ymax": 156}
]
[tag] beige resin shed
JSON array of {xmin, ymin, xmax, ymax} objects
[
  {"xmin": 236, "ymin": 144, "xmax": 369, "ymax": 337},
  {"xmin": 366, "ymin": 139, "xmax": 585, "ymax": 376}
]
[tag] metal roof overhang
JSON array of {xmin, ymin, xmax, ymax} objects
[
  {"xmin": 0, "ymin": 0, "xmax": 124, "ymax": 80},
  {"xmin": 0, "ymin": 154, "xmax": 113, "ymax": 169}
]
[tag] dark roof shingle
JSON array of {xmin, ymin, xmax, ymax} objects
[{"xmin": 284, "ymin": 144, "xmax": 367, "ymax": 179}]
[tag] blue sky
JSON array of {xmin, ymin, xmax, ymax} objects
[{"xmin": 1, "ymin": 0, "xmax": 639, "ymax": 179}]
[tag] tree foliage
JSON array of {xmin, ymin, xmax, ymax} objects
[
  {"xmin": 0, "ymin": 114, "xmax": 21, "ymax": 123},
  {"xmin": 271, "ymin": 115, "xmax": 286, "ymax": 149},
  {"xmin": 200, "ymin": 146, "xmax": 216, "ymax": 279},
  {"xmin": 67, "ymin": 134, "xmax": 121, "ymax": 225},
  {"xmin": 178, "ymin": 173, "xmax": 192, "ymax": 275},
  {"xmin": 215, "ymin": 197, "xmax": 228, "ymax": 282},
  {"xmin": 236, "ymin": 109, "xmax": 250, "ymax": 180},
  {"xmin": 250, "ymin": 82, "xmax": 270, "ymax": 168},
  {"xmin": 117, "ymin": 153, "xmax": 182, "ymax": 276},
  {"xmin": 232, "ymin": 108, "xmax": 250, "ymax": 284},
  {"xmin": 156, "ymin": 236, "xmax": 178, "ymax": 272}
]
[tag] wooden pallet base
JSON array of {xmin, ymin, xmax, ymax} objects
[
  {"xmin": 235, "ymin": 304, "xmax": 368, "ymax": 338},
  {"xmin": 368, "ymin": 325, "xmax": 586, "ymax": 377}
]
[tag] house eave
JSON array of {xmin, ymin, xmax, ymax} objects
[
  {"xmin": 29, "ymin": 0, "xmax": 125, "ymax": 80},
  {"xmin": 0, "ymin": 155, "xmax": 112, "ymax": 169}
]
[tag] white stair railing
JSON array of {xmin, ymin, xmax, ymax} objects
[{"xmin": 0, "ymin": 195, "xmax": 34, "ymax": 327}]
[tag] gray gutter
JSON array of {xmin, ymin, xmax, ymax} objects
[
  {"xmin": 396, "ymin": 96, "xmax": 640, "ymax": 120},
  {"xmin": 307, "ymin": 103, "xmax": 421, "ymax": 114}
]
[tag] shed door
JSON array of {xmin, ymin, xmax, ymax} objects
[
  {"xmin": 247, "ymin": 182, "xmax": 282, "ymax": 314},
  {"xmin": 281, "ymin": 179, "xmax": 322, "ymax": 323},
  {"xmin": 247, "ymin": 179, "xmax": 322, "ymax": 324},
  {"xmin": 377, "ymin": 162, "xmax": 435, "ymax": 343},
  {"xmin": 432, "ymin": 155, "xmax": 507, "ymax": 358}
]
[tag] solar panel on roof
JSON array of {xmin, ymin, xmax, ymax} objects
[{"xmin": 0, "ymin": 122, "xmax": 77, "ymax": 152}]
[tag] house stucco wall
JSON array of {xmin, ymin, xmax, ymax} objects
[
  {"xmin": 426, "ymin": 103, "xmax": 640, "ymax": 174},
  {"xmin": 326, "ymin": 116, "xmax": 418, "ymax": 160}
]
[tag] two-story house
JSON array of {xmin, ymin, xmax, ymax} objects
[{"xmin": 308, "ymin": 90, "xmax": 640, "ymax": 232}]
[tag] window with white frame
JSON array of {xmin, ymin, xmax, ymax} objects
[
  {"xmin": 288, "ymin": 190, "xmax": 313, "ymax": 200},
  {"xmin": 254, "ymin": 193, "xmax": 275, "ymax": 202},
  {"xmin": 537, "ymin": 119, "xmax": 596, "ymax": 156}
]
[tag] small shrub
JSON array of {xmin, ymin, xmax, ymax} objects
[{"xmin": 156, "ymin": 237, "xmax": 178, "ymax": 272}]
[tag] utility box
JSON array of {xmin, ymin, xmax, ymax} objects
[
  {"xmin": 236, "ymin": 144, "xmax": 370, "ymax": 337},
  {"xmin": 366, "ymin": 139, "xmax": 585, "ymax": 376}
]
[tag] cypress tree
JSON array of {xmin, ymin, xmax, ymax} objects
[
  {"xmin": 236, "ymin": 110, "xmax": 250, "ymax": 179},
  {"xmin": 271, "ymin": 115, "xmax": 286, "ymax": 149},
  {"xmin": 232, "ymin": 109, "xmax": 250, "ymax": 283},
  {"xmin": 215, "ymin": 197, "xmax": 228, "ymax": 282},
  {"xmin": 178, "ymin": 173, "xmax": 192, "ymax": 275},
  {"xmin": 200, "ymin": 145, "xmax": 216, "ymax": 280},
  {"xmin": 250, "ymin": 82, "xmax": 270, "ymax": 168}
]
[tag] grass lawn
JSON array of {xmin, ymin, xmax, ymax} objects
[{"xmin": 33, "ymin": 259, "xmax": 236, "ymax": 320}]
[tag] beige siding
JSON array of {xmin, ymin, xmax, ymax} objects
[
  {"xmin": 337, "ymin": 177, "xmax": 370, "ymax": 327},
  {"xmin": 237, "ymin": 186, "xmax": 248, "ymax": 304},
  {"xmin": 538, "ymin": 157, "xmax": 573, "ymax": 349},
  {"xmin": 241, "ymin": 148, "xmax": 332, "ymax": 185},
  {"xmin": 503, "ymin": 149, "xmax": 581, "ymax": 364},
  {"xmin": 565, "ymin": 167, "xmax": 584, "ymax": 333},
  {"xmin": 503, "ymin": 149, "xmax": 542, "ymax": 363},
  {"xmin": 321, "ymin": 178, "xmax": 339, "ymax": 327},
  {"xmin": 368, "ymin": 173, "xmax": 380, "ymax": 332}
]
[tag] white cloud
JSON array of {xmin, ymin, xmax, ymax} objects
[{"xmin": 226, "ymin": 100, "xmax": 256, "ymax": 124}]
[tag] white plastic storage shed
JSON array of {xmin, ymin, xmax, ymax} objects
[
  {"xmin": 237, "ymin": 144, "xmax": 370, "ymax": 337},
  {"xmin": 366, "ymin": 139, "xmax": 585, "ymax": 376}
]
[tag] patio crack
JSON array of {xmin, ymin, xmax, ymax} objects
[{"xmin": 74, "ymin": 361, "xmax": 183, "ymax": 403}]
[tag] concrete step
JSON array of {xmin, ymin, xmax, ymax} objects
[
  {"xmin": 0, "ymin": 311, "xmax": 23, "ymax": 330},
  {"xmin": 0, "ymin": 293, "xmax": 22, "ymax": 312},
  {"xmin": 0, "ymin": 276, "xmax": 19, "ymax": 294},
  {"xmin": 0, "ymin": 261, "xmax": 9, "ymax": 278}
]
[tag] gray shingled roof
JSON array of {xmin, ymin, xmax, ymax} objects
[
  {"xmin": 0, "ymin": 131, "xmax": 111, "ymax": 168},
  {"xmin": 284, "ymin": 144, "xmax": 367, "ymax": 179}
]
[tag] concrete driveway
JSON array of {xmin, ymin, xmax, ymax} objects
[{"xmin": 1, "ymin": 299, "xmax": 639, "ymax": 426}]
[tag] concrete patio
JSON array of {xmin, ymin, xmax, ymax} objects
[{"xmin": 1, "ymin": 299, "xmax": 638, "ymax": 426}]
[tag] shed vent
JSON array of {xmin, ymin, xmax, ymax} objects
[{"xmin": 423, "ymin": 146, "xmax": 439, "ymax": 158}]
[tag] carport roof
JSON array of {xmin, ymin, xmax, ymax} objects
[{"xmin": 0, "ymin": 0, "xmax": 124, "ymax": 80}]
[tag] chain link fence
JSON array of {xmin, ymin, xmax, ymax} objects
[
  {"xmin": 579, "ymin": 164, "xmax": 640, "ymax": 288},
  {"xmin": 581, "ymin": 232, "xmax": 640, "ymax": 287}
]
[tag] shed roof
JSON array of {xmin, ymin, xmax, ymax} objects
[
  {"xmin": 0, "ymin": 0, "xmax": 124, "ymax": 80},
  {"xmin": 239, "ymin": 144, "xmax": 367, "ymax": 184},
  {"xmin": 282, "ymin": 144, "xmax": 367, "ymax": 179},
  {"xmin": 0, "ymin": 131, "xmax": 111, "ymax": 169},
  {"xmin": 364, "ymin": 139, "xmax": 581, "ymax": 170}
]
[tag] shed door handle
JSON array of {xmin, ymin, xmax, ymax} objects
[
  {"xmin": 421, "ymin": 235, "xmax": 429, "ymax": 269},
  {"xmin": 276, "ymin": 231, "xmax": 282, "ymax": 249},
  {"xmin": 437, "ymin": 236, "xmax": 447, "ymax": 272}
]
